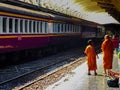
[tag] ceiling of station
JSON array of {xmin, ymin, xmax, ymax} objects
[
  {"xmin": 73, "ymin": 0, "xmax": 120, "ymax": 24},
  {"xmin": 92, "ymin": 0, "xmax": 120, "ymax": 23},
  {"xmin": 5, "ymin": 0, "xmax": 120, "ymax": 24}
]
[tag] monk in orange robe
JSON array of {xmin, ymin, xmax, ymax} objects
[
  {"xmin": 101, "ymin": 35, "xmax": 113, "ymax": 74},
  {"xmin": 84, "ymin": 39, "xmax": 99, "ymax": 75}
]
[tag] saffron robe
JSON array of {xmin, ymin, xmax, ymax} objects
[
  {"xmin": 101, "ymin": 39, "xmax": 113, "ymax": 69},
  {"xmin": 84, "ymin": 45, "xmax": 97, "ymax": 70}
]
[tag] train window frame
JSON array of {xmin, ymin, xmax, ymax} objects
[
  {"xmin": 20, "ymin": 19, "xmax": 23, "ymax": 33},
  {"xmin": 62, "ymin": 24, "xmax": 65, "ymax": 33},
  {"xmin": 9, "ymin": 18, "xmax": 13, "ymax": 33},
  {"xmin": 68, "ymin": 24, "xmax": 70, "ymax": 33},
  {"xmin": 33, "ymin": 20, "xmax": 36, "ymax": 33},
  {"xmin": 45, "ymin": 22, "xmax": 48, "ymax": 33},
  {"xmin": 15, "ymin": 18, "xmax": 19, "ymax": 33},
  {"xmin": 27, "ymin": 20, "xmax": 30, "ymax": 34},
  {"xmin": 61, "ymin": 24, "xmax": 63, "ymax": 33},
  {"xmin": 58, "ymin": 23, "xmax": 60, "ymax": 33},
  {"xmin": 31, "ymin": 20, "xmax": 34, "ymax": 33},
  {"xmin": 29, "ymin": 20, "xmax": 32, "ymax": 33},
  {"xmin": 42, "ymin": 22, "xmax": 45, "ymax": 33},
  {"xmin": 0, "ymin": 17, "xmax": 3, "ymax": 33},
  {"xmin": 59, "ymin": 24, "xmax": 62, "ymax": 33},
  {"xmin": 54, "ymin": 23, "xmax": 58, "ymax": 33},
  {"xmin": 22, "ymin": 19, "xmax": 25, "ymax": 33},
  {"xmin": 3, "ymin": 17, "xmax": 7, "ymax": 33},
  {"xmin": 55, "ymin": 23, "xmax": 58, "ymax": 33},
  {"xmin": 37, "ymin": 21, "xmax": 39, "ymax": 33}
]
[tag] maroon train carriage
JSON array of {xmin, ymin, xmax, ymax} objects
[{"xmin": 0, "ymin": 2, "xmax": 105, "ymax": 65}]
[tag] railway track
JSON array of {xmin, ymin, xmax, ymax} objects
[
  {"xmin": 15, "ymin": 57, "xmax": 86, "ymax": 90},
  {"xmin": 0, "ymin": 48, "xmax": 85, "ymax": 90},
  {"xmin": 0, "ymin": 44, "xmax": 101, "ymax": 90}
]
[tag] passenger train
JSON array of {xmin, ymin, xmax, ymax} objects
[{"xmin": 0, "ymin": 2, "xmax": 105, "ymax": 65}]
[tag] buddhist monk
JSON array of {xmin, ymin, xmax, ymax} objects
[
  {"xmin": 101, "ymin": 35, "xmax": 113, "ymax": 75},
  {"xmin": 84, "ymin": 39, "xmax": 99, "ymax": 75}
]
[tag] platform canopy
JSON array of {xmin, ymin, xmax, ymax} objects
[{"xmin": 13, "ymin": 0, "xmax": 120, "ymax": 24}]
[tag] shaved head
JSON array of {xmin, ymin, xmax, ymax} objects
[{"xmin": 104, "ymin": 35, "xmax": 109, "ymax": 39}]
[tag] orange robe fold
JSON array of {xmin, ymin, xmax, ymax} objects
[
  {"xmin": 84, "ymin": 45, "xmax": 97, "ymax": 70},
  {"xmin": 101, "ymin": 39, "xmax": 113, "ymax": 69}
]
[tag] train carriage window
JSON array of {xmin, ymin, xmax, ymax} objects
[
  {"xmin": 58, "ymin": 24, "xmax": 60, "ymax": 33},
  {"xmin": 59, "ymin": 24, "xmax": 62, "ymax": 33},
  {"xmin": 29, "ymin": 21, "xmax": 32, "ymax": 33},
  {"xmin": 22, "ymin": 19, "xmax": 25, "ymax": 33},
  {"xmin": 73, "ymin": 25, "xmax": 75, "ymax": 32},
  {"xmin": 74, "ymin": 26, "xmax": 76, "ymax": 32},
  {"xmin": 78, "ymin": 26, "xmax": 79, "ymax": 32},
  {"xmin": 76, "ymin": 26, "xmax": 78, "ymax": 32},
  {"xmin": 74, "ymin": 25, "xmax": 76, "ymax": 32},
  {"xmin": 79, "ymin": 26, "xmax": 81, "ymax": 33},
  {"xmin": 40, "ymin": 21, "xmax": 42, "ymax": 33},
  {"xmin": 70, "ymin": 24, "xmax": 72, "ymax": 32},
  {"xmin": 9, "ymin": 18, "xmax": 13, "ymax": 33},
  {"xmin": 75, "ymin": 26, "xmax": 77, "ymax": 32},
  {"xmin": 54, "ymin": 23, "xmax": 58, "ymax": 33},
  {"xmin": 15, "ymin": 19, "xmax": 19, "ymax": 33},
  {"xmin": 3, "ymin": 17, "xmax": 7, "ymax": 33},
  {"xmin": 25, "ymin": 20, "xmax": 28, "ymax": 33},
  {"xmin": 65, "ymin": 24, "xmax": 67, "ymax": 32},
  {"xmin": 71, "ymin": 24, "xmax": 72, "ymax": 32},
  {"xmin": 53, "ymin": 23, "xmax": 55, "ymax": 33},
  {"xmin": 31, "ymin": 20, "xmax": 34, "ymax": 33},
  {"xmin": 54, "ymin": 23, "xmax": 57, "ymax": 33},
  {"xmin": 45, "ymin": 22, "xmax": 47, "ymax": 33},
  {"xmin": 61, "ymin": 24, "xmax": 63, "ymax": 32},
  {"xmin": 67, "ymin": 24, "xmax": 69, "ymax": 32},
  {"xmin": 62, "ymin": 24, "xmax": 65, "ymax": 33},
  {"xmin": 44, "ymin": 22, "xmax": 46, "ymax": 33},
  {"xmin": 68, "ymin": 24, "xmax": 70, "ymax": 32},
  {"xmin": 37, "ymin": 21, "xmax": 39, "ymax": 33},
  {"xmin": 54, "ymin": 23, "xmax": 56, "ymax": 33},
  {"xmin": 72, "ymin": 25, "xmax": 74, "ymax": 32},
  {"xmin": 42, "ymin": 22, "xmax": 45, "ymax": 33},
  {"xmin": 35, "ymin": 21, "xmax": 37, "ymax": 33},
  {"xmin": 66, "ymin": 24, "xmax": 68, "ymax": 32},
  {"xmin": 20, "ymin": 19, "xmax": 23, "ymax": 33},
  {"xmin": 68, "ymin": 24, "xmax": 69, "ymax": 32},
  {"xmin": 33, "ymin": 21, "xmax": 36, "ymax": 33},
  {"xmin": 70, "ymin": 24, "xmax": 71, "ymax": 32}
]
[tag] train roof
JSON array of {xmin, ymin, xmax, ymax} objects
[
  {"xmin": 0, "ymin": 2, "xmax": 102, "ymax": 27},
  {"xmin": 0, "ymin": 2, "xmax": 82, "ymax": 23}
]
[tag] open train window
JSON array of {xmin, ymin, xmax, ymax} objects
[
  {"xmin": 40, "ymin": 21, "xmax": 42, "ymax": 33},
  {"xmin": 33, "ymin": 21, "xmax": 36, "ymax": 33},
  {"xmin": 65, "ymin": 24, "xmax": 67, "ymax": 32},
  {"xmin": 20, "ymin": 19, "xmax": 23, "ymax": 33},
  {"xmin": 9, "ymin": 18, "xmax": 13, "ymax": 33},
  {"xmin": 29, "ymin": 21, "xmax": 32, "ymax": 33},
  {"xmin": 15, "ymin": 19, "xmax": 18, "ymax": 33},
  {"xmin": 61, "ymin": 24, "xmax": 63, "ymax": 32},
  {"xmin": 45, "ymin": 22, "xmax": 47, "ymax": 33},
  {"xmin": 37, "ymin": 21, "xmax": 39, "ymax": 33},
  {"xmin": 25, "ymin": 20, "xmax": 28, "ymax": 33},
  {"xmin": 58, "ymin": 24, "xmax": 60, "ymax": 32},
  {"xmin": 53, "ymin": 23, "xmax": 55, "ymax": 33},
  {"xmin": 42, "ymin": 22, "xmax": 45, "ymax": 33},
  {"xmin": 3, "ymin": 17, "xmax": 7, "ymax": 33}
]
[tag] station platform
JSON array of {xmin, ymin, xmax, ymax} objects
[{"xmin": 45, "ymin": 53, "xmax": 120, "ymax": 90}]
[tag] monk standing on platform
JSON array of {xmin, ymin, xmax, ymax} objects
[
  {"xmin": 101, "ymin": 35, "xmax": 113, "ymax": 75},
  {"xmin": 84, "ymin": 39, "xmax": 99, "ymax": 75}
]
